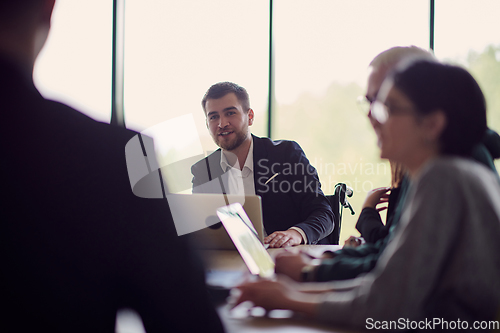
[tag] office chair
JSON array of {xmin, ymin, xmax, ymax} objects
[{"xmin": 325, "ymin": 183, "xmax": 355, "ymax": 245}]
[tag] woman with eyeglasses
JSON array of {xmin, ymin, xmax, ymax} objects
[{"xmin": 233, "ymin": 60, "xmax": 500, "ymax": 330}]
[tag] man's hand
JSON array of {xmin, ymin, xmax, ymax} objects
[
  {"xmin": 264, "ymin": 229, "xmax": 303, "ymax": 248},
  {"xmin": 362, "ymin": 187, "xmax": 391, "ymax": 211},
  {"xmin": 274, "ymin": 252, "xmax": 309, "ymax": 281},
  {"xmin": 233, "ymin": 278, "xmax": 319, "ymax": 317}
]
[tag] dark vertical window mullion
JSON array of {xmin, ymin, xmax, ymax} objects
[
  {"xmin": 111, "ymin": 0, "xmax": 126, "ymax": 127},
  {"xmin": 267, "ymin": 0, "xmax": 274, "ymax": 138},
  {"xmin": 429, "ymin": 0, "xmax": 435, "ymax": 51}
]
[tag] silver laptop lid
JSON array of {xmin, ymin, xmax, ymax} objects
[
  {"xmin": 217, "ymin": 203, "xmax": 274, "ymax": 278},
  {"xmin": 168, "ymin": 194, "xmax": 264, "ymax": 250}
]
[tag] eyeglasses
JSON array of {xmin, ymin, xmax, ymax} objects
[
  {"xmin": 357, "ymin": 95, "xmax": 417, "ymax": 124},
  {"xmin": 371, "ymin": 100, "xmax": 417, "ymax": 124},
  {"xmin": 356, "ymin": 95, "xmax": 373, "ymax": 114}
]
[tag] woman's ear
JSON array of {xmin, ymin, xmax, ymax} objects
[{"xmin": 423, "ymin": 110, "xmax": 447, "ymax": 143}]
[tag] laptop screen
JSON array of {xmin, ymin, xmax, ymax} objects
[{"xmin": 217, "ymin": 203, "xmax": 275, "ymax": 278}]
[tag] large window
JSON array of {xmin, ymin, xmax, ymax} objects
[
  {"xmin": 435, "ymin": 0, "xmax": 500, "ymax": 172},
  {"xmin": 124, "ymin": 0, "xmax": 270, "ymax": 138},
  {"xmin": 124, "ymin": 0, "xmax": 269, "ymax": 193},
  {"xmin": 34, "ymin": 0, "xmax": 113, "ymax": 123},
  {"xmin": 273, "ymin": 0, "xmax": 429, "ymax": 241},
  {"xmin": 33, "ymin": 1, "xmax": 500, "ymax": 242}
]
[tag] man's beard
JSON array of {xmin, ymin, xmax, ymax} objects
[{"xmin": 216, "ymin": 129, "xmax": 249, "ymax": 151}]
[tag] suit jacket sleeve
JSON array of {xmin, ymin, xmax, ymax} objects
[{"xmin": 280, "ymin": 141, "xmax": 334, "ymax": 243}]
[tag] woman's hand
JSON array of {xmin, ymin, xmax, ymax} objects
[
  {"xmin": 343, "ymin": 236, "xmax": 363, "ymax": 248},
  {"xmin": 362, "ymin": 187, "xmax": 391, "ymax": 211}
]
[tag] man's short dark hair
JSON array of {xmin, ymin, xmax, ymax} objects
[{"xmin": 201, "ymin": 82, "xmax": 250, "ymax": 114}]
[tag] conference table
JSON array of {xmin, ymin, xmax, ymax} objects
[{"xmin": 198, "ymin": 245, "xmax": 358, "ymax": 333}]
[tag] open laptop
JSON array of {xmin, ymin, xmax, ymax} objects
[
  {"xmin": 217, "ymin": 203, "xmax": 275, "ymax": 278},
  {"xmin": 168, "ymin": 193, "xmax": 264, "ymax": 250}
]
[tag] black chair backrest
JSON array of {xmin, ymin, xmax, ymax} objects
[
  {"xmin": 326, "ymin": 194, "xmax": 341, "ymax": 245},
  {"xmin": 325, "ymin": 183, "xmax": 355, "ymax": 245}
]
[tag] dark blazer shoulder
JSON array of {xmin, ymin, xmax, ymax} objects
[
  {"xmin": 48, "ymin": 100, "xmax": 138, "ymax": 142},
  {"xmin": 253, "ymin": 134, "xmax": 298, "ymax": 148},
  {"xmin": 252, "ymin": 135, "xmax": 302, "ymax": 157}
]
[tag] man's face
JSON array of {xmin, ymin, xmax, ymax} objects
[{"xmin": 205, "ymin": 92, "xmax": 254, "ymax": 151}]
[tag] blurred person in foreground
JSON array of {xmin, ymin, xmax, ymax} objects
[
  {"xmin": 0, "ymin": 1, "xmax": 223, "ymax": 332},
  {"xmin": 234, "ymin": 59, "xmax": 500, "ymax": 330}
]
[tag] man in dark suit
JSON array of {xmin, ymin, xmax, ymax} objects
[
  {"xmin": 0, "ymin": 1, "xmax": 223, "ymax": 332},
  {"xmin": 191, "ymin": 82, "xmax": 334, "ymax": 247}
]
